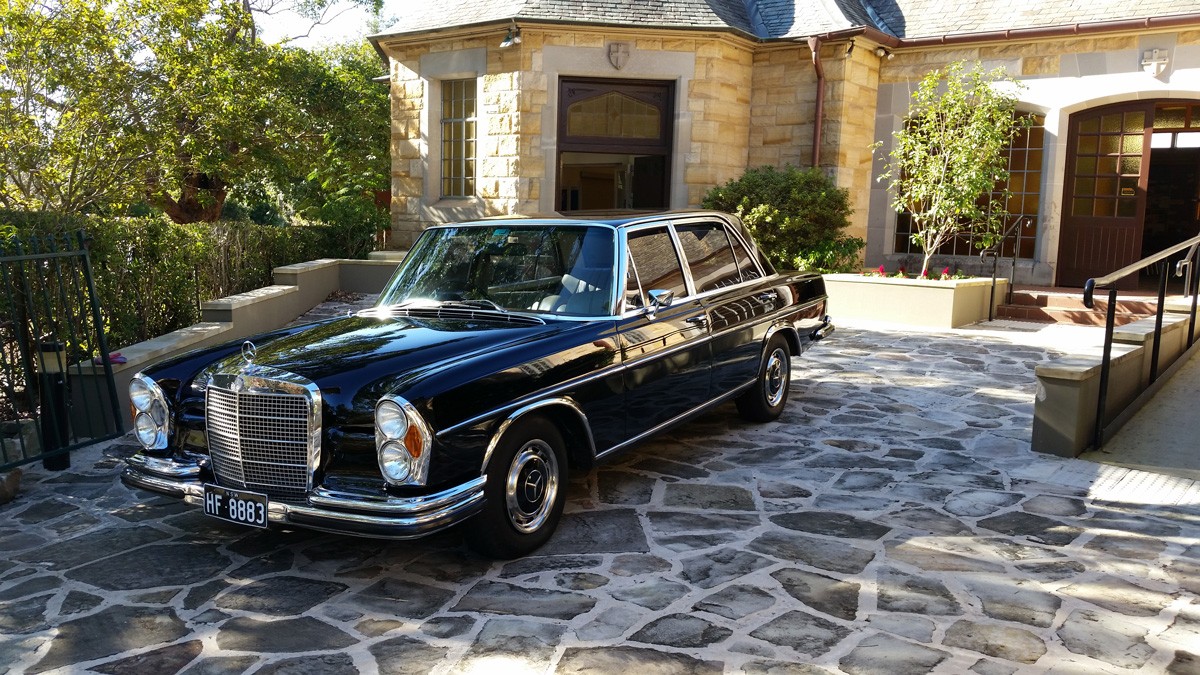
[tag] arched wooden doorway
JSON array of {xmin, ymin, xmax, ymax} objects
[
  {"xmin": 557, "ymin": 78, "xmax": 674, "ymax": 212},
  {"xmin": 1058, "ymin": 100, "xmax": 1200, "ymax": 287}
]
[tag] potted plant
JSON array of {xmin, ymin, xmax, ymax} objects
[
  {"xmin": 816, "ymin": 61, "xmax": 1030, "ymax": 328},
  {"xmin": 875, "ymin": 60, "xmax": 1032, "ymax": 278}
]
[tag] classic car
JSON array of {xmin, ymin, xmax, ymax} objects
[{"xmin": 122, "ymin": 211, "xmax": 833, "ymax": 557}]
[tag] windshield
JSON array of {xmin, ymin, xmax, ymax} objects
[{"xmin": 378, "ymin": 225, "xmax": 616, "ymax": 316}]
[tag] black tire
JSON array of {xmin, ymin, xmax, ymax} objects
[
  {"xmin": 736, "ymin": 333, "xmax": 792, "ymax": 422},
  {"xmin": 467, "ymin": 416, "xmax": 567, "ymax": 559}
]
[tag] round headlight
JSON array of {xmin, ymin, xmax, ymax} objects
[
  {"xmin": 379, "ymin": 441, "xmax": 413, "ymax": 483},
  {"xmin": 134, "ymin": 413, "xmax": 160, "ymax": 447},
  {"xmin": 376, "ymin": 400, "xmax": 409, "ymax": 440},
  {"xmin": 130, "ymin": 377, "xmax": 155, "ymax": 412}
]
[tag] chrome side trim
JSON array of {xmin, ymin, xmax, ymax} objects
[
  {"xmin": 436, "ymin": 364, "xmax": 623, "ymax": 439},
  {"xmin": 480, "ymin": 398, "xmax": 597, "ymax": 473},
  {"xmin": 595, "ymin": 378, "xmax": 756, "ymax": 461}
]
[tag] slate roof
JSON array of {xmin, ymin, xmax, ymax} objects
[
  {"xmin": 374, "ymin": 0, "xmax": 1200, "ymax": 41},
  {"xmin": 871, "ymin": 0, "xmax": 1200, "ymax": 40}
]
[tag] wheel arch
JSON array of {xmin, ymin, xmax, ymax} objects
[
  {"xmin": 764, "ymin": 322, "xmax": 800, "ymax": 358},
  {"xmin": 481, "ymin": 398, "xmax": 598, "ymax": 475}
]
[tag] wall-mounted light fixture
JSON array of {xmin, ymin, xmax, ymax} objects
[
  {"xmin": 500, "ymin": 24, "xmax": 522, "ymax": 48},
  {"xmin": 874, "ymin": 46, "xmax": 894, "ymax": 60},
  {"xmin": 845, "ymin": 40, "xmax": 855, "ymax": 57}
]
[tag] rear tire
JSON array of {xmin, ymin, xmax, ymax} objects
[
  {"xmin": 736, "ymin": 334, "xmax": 791, "ymax": 422},
  {"xmin": 467, "ymin": 416, "xmax": 567, "ymax": 559}
]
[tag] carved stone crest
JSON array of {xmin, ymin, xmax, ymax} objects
[{"xmin": 608, "ymin": 43, "xmax": 630, "ymax": 70}]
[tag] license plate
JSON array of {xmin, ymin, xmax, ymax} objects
[{"xmin": 203, "ymin": 484, "xmax": 268, "ymax": 528}]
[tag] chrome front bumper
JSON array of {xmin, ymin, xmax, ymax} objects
[{"xmin": 121, "ymin": 454, "xmax": 485, "ymax": 539}]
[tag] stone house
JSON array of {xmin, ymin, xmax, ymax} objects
[{"xmin": 368, "ymin": 1, "xmax": 1200, "ymax": 286}]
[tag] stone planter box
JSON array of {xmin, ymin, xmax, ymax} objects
[{"xmin": 823, "ymin": 274, "xmax": 1008, "ymax": 328}]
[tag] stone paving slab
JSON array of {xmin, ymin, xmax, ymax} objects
[{"xmin": 1, "ymin": 313, "xmax": 1199, "ymax": 674}]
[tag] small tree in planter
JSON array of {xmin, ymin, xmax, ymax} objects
[
  {"xmin": 702, "ymin": 166, "xmax": 862, "ymax": 272},
  {"xmin": 876, "ymin": 61, "xmax": 1031, "ymax": 278}
]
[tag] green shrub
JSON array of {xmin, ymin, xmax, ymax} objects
[
  {"xmin": 1, "ymin": 212, "xmax": 362, "ymax": 350},
  {"xmin": 702, "ymin": 166, "xmax": 862, "ymax": 272}
]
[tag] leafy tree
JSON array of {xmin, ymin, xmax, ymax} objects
[
  {"xmin": 702, "ymin": 166, "xmax": 862, "ymax": 272},
  {"xmin": 0, "ymin": 0, "xmax": 146, "ymax": 213},
  {"xmin": 875, "ymin": 61, "xmax": 1031, "ymax": 277},
  {"xmin": 283, "ymin": 41, "xmax": 390, "ymax": 254},
  {"xmin": 0, "ymin": 0, "xmax": 386, "ymax": 224}
]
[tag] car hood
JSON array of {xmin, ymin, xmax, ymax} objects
[{"xmin": 205, "ymin": 312, "xmax": 566, "ymax": 398}]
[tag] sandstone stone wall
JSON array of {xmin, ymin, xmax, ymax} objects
[{"xmin": 376, "ymin": 27, "xmax": 760, "ymax": 244}]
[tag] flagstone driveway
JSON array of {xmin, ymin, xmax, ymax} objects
[{"xmin": 1, "ymin": 318, "xmax": 1198, "ymax": 674}]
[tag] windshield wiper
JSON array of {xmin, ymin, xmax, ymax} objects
[{"xmin": 451, "ymin": 298, "xmax": 506, "ymax": 312}]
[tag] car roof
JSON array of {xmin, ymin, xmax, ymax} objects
[{"xmin": 435, "ymin": 210, "xmax": 736, "ymax": 230}]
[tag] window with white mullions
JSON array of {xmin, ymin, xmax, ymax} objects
[{"xmin": 441, "ymin": 78, "xmax": 477, "ymax": 198}]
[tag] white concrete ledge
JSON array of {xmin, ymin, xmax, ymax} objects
[
  {"xmin": 823, "ymin": 274, "xmax": 1008, "ymax": 328},
  {"xmin": 1034, "ymin": 304, "xmax": 1200, "ymax": 458},
  {"xmin": 73, "ymin": 257, "xmax": 401, "ymax": 433}
]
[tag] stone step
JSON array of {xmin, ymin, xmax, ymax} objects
[
  {"xmin": 995, "ymin": 304, "xmax": 1146, "ymax": 326},
  {"xmin": 1003, "ymin": 290, "xmax": 1158, "ymax": 314},
  {"xmin": 996, "ymin": 289, "xmax": 1158, "ymax": 326}
]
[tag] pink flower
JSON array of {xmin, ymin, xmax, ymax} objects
[{"xmin": 877, "ymin": 265, "xmax": 886, "ymax": 276}]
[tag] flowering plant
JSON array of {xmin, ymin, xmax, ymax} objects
[{"xmin": 862, "ymin": 264, "xmax": 971, "ymax": 280}]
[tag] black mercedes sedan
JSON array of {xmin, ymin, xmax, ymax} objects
[{"xmin": 122, "ymin": 211, "xmax": 833, "ymax": 557}]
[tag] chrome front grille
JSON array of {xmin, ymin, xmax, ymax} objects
[{"xmin": 204, "ymin": 366, "xmax": 321, "ymax": 504}]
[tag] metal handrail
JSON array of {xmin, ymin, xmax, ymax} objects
[
  {"xmin": 1081, "ymin": 231, "xmax": 1200, "ymax": 452},
  {"xmin": 1174, "ymin": 240, "xmax": 1200, "ymax": 295},
  {"xmin": 980, "ymin": 218, "xmax": 1033, "ymax": 321}
]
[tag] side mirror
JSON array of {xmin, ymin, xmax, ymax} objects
[{"xmin": 646, "ymin": 289, "xmax": 674, "ymax": 317}]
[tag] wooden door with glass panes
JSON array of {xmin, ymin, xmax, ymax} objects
[
  {"xmin": 1057, "ymin": 103, "xmax": 1150, "ymax": 287},
  {"xmin": 1146, "ymin": 102, "xmax": 1200, "ymax": 258}
]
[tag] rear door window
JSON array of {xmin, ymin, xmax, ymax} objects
[{"xmin": 675, "ymin": 222, "xmax": 742, "ymax": 292}]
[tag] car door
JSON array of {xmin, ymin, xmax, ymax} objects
[
  {"xmin": 673, "ymin": 218, "xmax": 774, "ymax": 394},
  {"xmin": 618, "ymin": 225, "xmax": 712, "ymax": 440}
]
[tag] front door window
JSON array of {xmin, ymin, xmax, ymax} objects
[{"xmin": 557, "ymin": 78, "xmax": 674, "ymax": 212}]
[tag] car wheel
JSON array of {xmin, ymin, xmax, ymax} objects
[
  {"xmin": 467, "ymin": 415, "xmax": 567, "ymax": 559},
  {"xmin": 736, "ymin": 333, "xmax": 791, "ymax": 422}
]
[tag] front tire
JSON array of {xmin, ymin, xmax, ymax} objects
[
  {"xmin": 467, "ymin": 416, "xmax": 567, "ymax": 558},
  {"xmin": 736, "ymin": 333, "xmax": 791, "ymax": 422}
]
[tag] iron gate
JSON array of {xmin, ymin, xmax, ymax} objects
[{"xmin": 1, "ymin": 230, "xmax": 124, "ymax": 471}]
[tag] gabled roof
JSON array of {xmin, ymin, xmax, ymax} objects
[{"xmin": 373, "ymin": 0, "xmax": 1200, "ymax": 42}]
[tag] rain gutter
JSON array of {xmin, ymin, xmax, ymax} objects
[{"xmin": 805, "ymin": 13, "xmax": 1200, "ymax": 50}]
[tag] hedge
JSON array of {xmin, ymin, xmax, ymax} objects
[{"xmin": 1, "ymin": 213, "xmax": 373, "ymax": 350}]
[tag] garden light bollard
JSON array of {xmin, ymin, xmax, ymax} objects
[{"xmin": 38, "ymin": 338, "xmax": 70, "ymax": 471}]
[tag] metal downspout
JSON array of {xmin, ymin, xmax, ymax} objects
[{"xmin": 807, "ymin": 37, "xmax": 824, "ymax": 169}]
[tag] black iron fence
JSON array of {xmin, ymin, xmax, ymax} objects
[{"xmin": 1, "ymin": 231, "xmax": 124, "ymax": 471}]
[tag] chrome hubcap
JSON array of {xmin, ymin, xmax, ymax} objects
[
  {"xmin": 505, "ymin": 440, "xmax": 559, "ymax": 534},
  {"xmin": 764, "ymin": 346, "xmax": 788, "ymax": 407}
]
